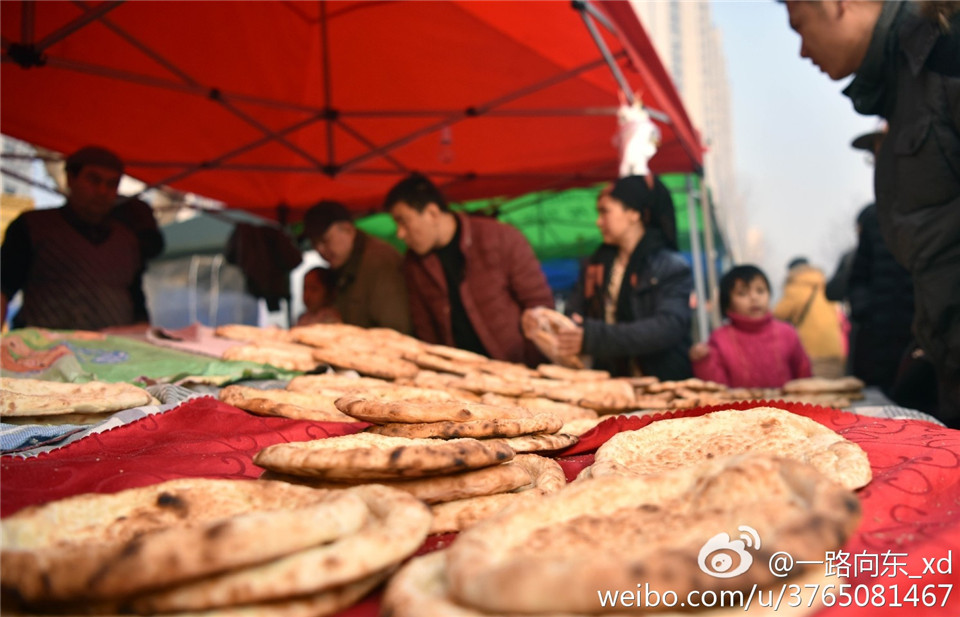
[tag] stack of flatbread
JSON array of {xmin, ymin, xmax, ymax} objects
[
  {"xmin": 337, "ymin": 395, "xmax": 579, "ymax": 455},
  {"xmin": 0, "ymin": 377, "xmax": 153, "ymax": 425},
  {"xmin": 583, "ymin": 406, "xmax": 872, "ymax": 488},
  {"xmin": 384, "ymin": 453, "xmax": 863, "ymax": 617},
  {"xmin": 1, "ymin": 478, "xmax": 430, "ymax": 616},
  {"xmin": 255, "ymin": 396, "xmax": 570, "ymax": 534},
  {"xmin": 779, "ymin": 376, "xmax": 866, "ymax": 408}
]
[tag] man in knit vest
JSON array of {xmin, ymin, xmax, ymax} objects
[{"xmin": 1, "ymin": 146, "xmax": 144, "ymax": 331}]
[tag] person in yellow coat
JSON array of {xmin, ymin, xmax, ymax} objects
[{"xmin": 773, "ymin": 258, "xmax": 846, "ymax": 378}]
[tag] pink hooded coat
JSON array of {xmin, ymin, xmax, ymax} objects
[{"xmin": 692, "ymin": 312, "xmax": 812, "ymax": 388}]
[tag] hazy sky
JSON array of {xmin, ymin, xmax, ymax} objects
[{"xmin": 711, "ymin": 0, "xmax": 880, "ymax": 289}]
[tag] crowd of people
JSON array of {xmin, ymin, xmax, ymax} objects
[{"xmin": 0, "ymin": 1, "xmax": 956, "ymax": 427}]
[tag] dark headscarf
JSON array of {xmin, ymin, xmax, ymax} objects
[{"xmin": 608, "ymin": 175, "xmax": 678, "ymax": 251}]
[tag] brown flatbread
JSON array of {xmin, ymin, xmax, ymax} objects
[
  {"xmin": 18, "ymin": 569, "xmax": 391, "ymax": 617},
  {"xmin": 422, "ymin": 344, "xmax": 488, "ymax": 364},
  {"xmin": 312, "ymin": 348, "xmax": 418, "ymax": 380},
  {"xmin": 214, "ymin": 324, "xmax": 293, "ymax": 344},
  {"xmin": 367, "ymin": 412, "xmax": 562, "ymax": 439},
  {"xmin": 401, "ymin": 350, "xmax": 475, "ymax": 376},
  {"xmin": 254, "ymin": 432, "xmax": 516, "ymax": 480},
  {"xmin": 446, "ymin": 455, "xmax": 862, "ymax": 614},
  {"xmin": 286, "ymin": 374, "xmax": 395, "ymax": 393},
  {"xmin": 219, "ymin": 385, "xmax": 357, "ymax": 422},
  {"xmin": 0, "ymin": 378, "xmax": 152, "ymax": 417},
  {"xmin": 536, "ymin": 364, "xmax": 610, "ymax": 382},
  {"xmin": 429, "ymin": 455, "xmax": 565, "ymax": 533},
  {"xmin": 384, "ymin": 550, "xmax": 828, "ymax": 617},
  {"xmin": 782, "ymin": 376, "xmax": 865, "ymax": 394},
  {"xmin": 559, "ymin": 416, "xmax": 606, "ymax": 436},
  {"xmin": 591, "ymin": 407, "xmax": 872, "ymax": 490},
  {"xmin": 335, "ymin": 395, "xmax": 533, "ymax": 424},
  {"xmin": 0, "ymin": 479, "xmax": 369, "ymax": 602},
  {"xmin": 128, "ymin": 485, "xmax": 429, "ymax": 612},
  {"xmin": 261, "ymin": 458, "xmax": 533, "ymax": 505},
  {"xmin": 447, "ymin": 372, "xmax": 532, "ymax": 397},
  {"xmin": 480, "ymin": 393, "xmax": 597, "ymax": 421},
  {"xmin": 529, "ymin": 378, "xmax": 636, "ymax": 410},
  {"xmin": 289, "ymin": 323, "xmax": 369, "ymax": 348},
  {"xmin": 521, "ymin": 307, "xmax": 584, "ymax": 369},
  {"xmin": 221, "ymin": 342, "xmax": 319, "ymax": 372},
  {"xmin": 482, "ymin": 431, "xmax": 578, "ymax": 453}
]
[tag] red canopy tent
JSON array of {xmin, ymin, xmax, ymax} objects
[{"xmin": 1, "ymin": 0, "xmax": 702, "ymax": 219}]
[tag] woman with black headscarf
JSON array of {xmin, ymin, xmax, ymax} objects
[{"xmin": 558, "ymin": 175, "xmax": 694, "ymax": 379}]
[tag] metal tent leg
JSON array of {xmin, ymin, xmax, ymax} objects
[{"xmin": 686, "ymin": 175, "xmax": 709, "ymax": 342}]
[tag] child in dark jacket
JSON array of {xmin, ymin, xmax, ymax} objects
[{"xmin": 690, "ymin": 265, "xmax": 811, "ymax": 387}]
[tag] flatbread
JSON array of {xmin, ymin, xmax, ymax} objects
[
  {"xmin": 401, "ymin": 350, "xmax": 475, "ymax": 376},
  {"xmin": 219, "ymin": 385, "xmax": 357, "ymax": 422},
  {"xmin": 446, "ymin": 455, "xmax": 862, "ymax": 614},
  {"xmin": 128, "ymin": 484, "xmax": 430, "ymax": 612},
  {"xmin": 446, "ymin": 372, "xmax": 532, "ymax": 397},
  {"xmin": 782, "ymin": 377, "xmax": 864, "ymax": 394},
  {"xmin": 221, "ymin": 342, "xmax": 318, "ymax": 372},
  {"xmin": 0, "ymin": 378, "xmax": 152, "ymax": 417},
  {"xmin": 530, "ymin": 378, "xmax": 636, "ymax": 411},
  {"xmin": 482, "ymin": 431, "xmax": 578, "ymax": 453},
  {"xmin": 590, "ymin": 407, "xmax": 872, "ymax": 490},
  {"xmin": 286, "ymin": 374, "xmax": 395, "ymax": 393},
  {"xmin": 289, "ymin": 324, "xmax": 369, "ymax": 348},
  {"xmin": 254, "ymin": 432, "xmax": 515, "ymax": 480},
  {"xmin": 429, "ymin": 455, "xmax": 565, "ymax": 533},
  {"xmin": 312, "ymin": 348, "xmax": 418, "ymax": 380},
  {"xmin": 14, "ymin": 568, "xmax": 390, "ymax": 617},
  {"xmin": 559, "ymin": 416, "xmax": 606, "ymax": 436},
  {"xmin": 367, "ymin": 412, "xmax": 562, "ymax": 439},
  {"xmin": 261, "ymin": 458, "xmax": 533, "ymax": 505},
  {"xmin": 480, "ymin": 393, "xmax": 598, "ymax": 421},
  {"xmin": 521, "ymin": 307, "xmax": 584, "ymax": 369},
  {"xmin": 422, "ymin": 344, "xmax": 488, "ymax": 364},
  {"xmin": 536, "ymin": 364, "xmax": 610, "ymax": 382},
  {"xmin": 214, "ymin": 324, "xmax": 293, "ymax": 344},
  {"xmin": 0, "ymin": 479, "xmax": 369, "ymax": 602},
  {"xmin": 335, "ymin": 395, "xmax": 533, "ymax": 424},
  {"xmin": 646, "ymin": 378, "xmax": 725, "ymax": 393},
  {"xmin": 383, "ymin": 551, "xmax": 828, "ymax": 617}
]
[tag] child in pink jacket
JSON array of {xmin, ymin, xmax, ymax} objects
[{"xmin": 690, "ymin": 265, "xmax": 811, "ymax": 387}]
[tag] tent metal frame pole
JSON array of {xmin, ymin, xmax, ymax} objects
[
  {"xmin": 337, "ymin": 54, "xmax": 617, "ymax": 173},
  {"xmin": 574, "ymin": 2, "xmax": 636, "ymax": 106},
  {"xmin": 132, "ymin": 112, "xmax": 328, "ymax": 199},
  {"xmin": 686, "ymin": 175, "xmax": 709, "ymax": 342},
  {"xmin": 33, "ymin": 1, "xmax": 124, "ymax": 52},
  {"xmin": 0, "ymin": 167, "xmax": 64, "ymax": 197},
  {"xmin": 318, "ymin": 0, "xmax": 336, "ymax": 166},
  {"xmin": 21, "ymin": 1, "xmax": 35, "ymax": 45},
  {"xmin": 699, "ymin": 175, "xmax": 721, "ymax": 329}
]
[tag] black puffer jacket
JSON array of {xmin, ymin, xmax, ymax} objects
[
  {"xmin": 848, "ymin": 205, "xmax": 914, "ymax": 328},
  {"xmin": 848, "ymin": 204, "xmax": 915, "ymax": 387},
  {"xmin": 844, "ymin": 1, "xmax": 960, "ymax": 413},
  {"xmin": 567, "ymin": 229, "xmax": 693, "ymax": 379}
]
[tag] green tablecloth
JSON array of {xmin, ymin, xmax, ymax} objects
[{"xmin": 1, "ymin": 328, "xmax": 299, "ymax": 384}]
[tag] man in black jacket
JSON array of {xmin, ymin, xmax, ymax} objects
[{"xmin": 784, "ymin": 1, "xmax": 960, "ymax": 427}]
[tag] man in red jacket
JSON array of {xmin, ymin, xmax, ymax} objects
[{"xmin": 383, "ymin": 173, "xmax": 554, "ymax": 366}]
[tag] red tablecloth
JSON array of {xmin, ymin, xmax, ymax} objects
[{"xmin": 2, "ymin": 398, "xmax": 958, "ymax": 616}]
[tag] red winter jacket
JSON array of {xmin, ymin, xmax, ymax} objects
[
  {"xmin": 403, "ymin": 213, "xmax": 553, "ymax": 365},
  {"xmin": 692, "ymin": 312, "xmax": 812, "ymax": 388}
]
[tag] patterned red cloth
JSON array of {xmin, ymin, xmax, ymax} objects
[{"xmin": 2, "ymin": 398, "xmax": 958, "ymax": 616}]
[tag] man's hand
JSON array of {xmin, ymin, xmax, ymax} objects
[{"xmin": 689, "ymin": 342, "xmax": 710, "ymax": 362}]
